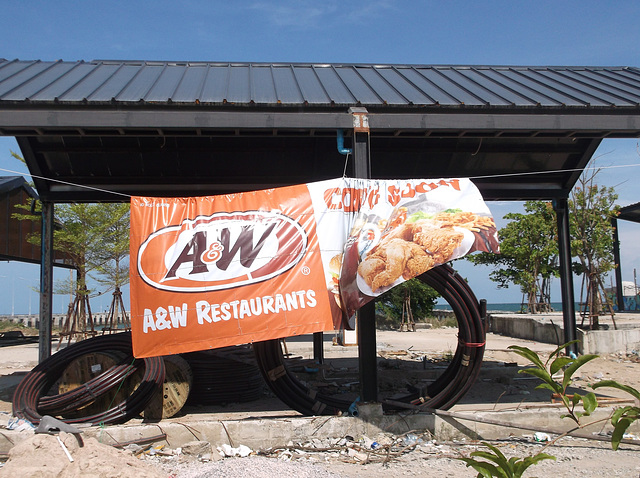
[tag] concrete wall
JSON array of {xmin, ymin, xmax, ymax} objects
[
  {"xmin": 578, "ymin": 327, "xmax": 640, "ymax": 355},
  {"xmin": 488, "ymin": 312, "xmax": 640, "ymax": 355},
  {"xmin": 0, "ymin": 313, "xmax": 129, "ymax": 330},
  {"xmin": 488, "ymin": 313, "xmax": 564, "ymax": 347},
  {"xmin": 431, "ymin": 309, "xmax": 457, "ymax": 321}
]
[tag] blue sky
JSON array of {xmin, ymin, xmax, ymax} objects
[{"xmin": 2, "ymin": 0, "xmax": 640, "ymax": 312}]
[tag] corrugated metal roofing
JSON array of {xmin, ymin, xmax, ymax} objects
[
  {"xmin": 0, "ymin": 176, "xmax": 74, "ymax": 266},
  {"xmin": 2, "ymin": 59, "xmax": 640, "ymax": 108},
  {"xmin": 618, "ymin": 202, "xmax": 640, "ymax": 223},
  {"xmin": 0, "ymin": 176, "xmax": 36, "ymax": 197}
]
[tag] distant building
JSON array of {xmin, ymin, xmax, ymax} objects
[{"xmin": 606, "ymin": 281, "xmax": 640, "ymax": 311}]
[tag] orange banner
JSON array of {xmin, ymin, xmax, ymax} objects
[{"xmin": 130, "ymin": 178, "xmax": 499, "ymax": 357}]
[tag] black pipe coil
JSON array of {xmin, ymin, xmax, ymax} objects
[
  {"xmin": 252, "ymin": 263, "xmax": 486, "ymax": 415},
  {"xmin": 12, "ymin": 332, "xmax": 165, "ymax": 426},
  {"xmin": 37, "ymin": 357, "xmax": 138, "ymax": 416},
  {"xmin": 182, "ymin": 347, "xmax": 264, "ymax": 405}
]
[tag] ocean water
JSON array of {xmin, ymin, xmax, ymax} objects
[{"xmin": 434, "ymin": 302, "xmax": 569, "ymax": 312}]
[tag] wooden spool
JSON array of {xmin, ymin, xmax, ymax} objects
[
  {"xmin": 56, "ymin": 352, "xmax": 192, "ymax": 420},
  {"xmin": 143, "ymin": 354, "xmax": 193, "ymax": 419},
  {"xmin": 58, "ymin": 351, "xmax": 138, "ymax": 418}
]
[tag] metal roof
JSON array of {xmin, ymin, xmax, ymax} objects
[
  {"xmin": 618, "ymin": 202, "xmax": 640, "ymax": 223},
  {"xmin": 1, "ymin": 60, "xmax": 640, "ymax": 202},
  {"xmin": 0, "ymin": 176, "xmax": 73, "ymax": 266},
  {"xmin": 0, "ymin": 175, "xmax": 37, "ymax": 198},
  {"xmin": 2, "ymin": 60, "xmax": 640, "ymax": 108}
]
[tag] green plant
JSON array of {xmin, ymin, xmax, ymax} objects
[
  {"xmin": 592, "ymin": 380, "xmax": 640, "ymax": 450},
  {"xmin": 459, "ymin": 341, "xmax": 640, "ymax": 476},
  {"xmin": 459, "ymin": 441, "xmax": 554, "ymax": 478},
  {"xmin": 510, "ymin": 341, "xmax": 640, "ymax": 450},
  {"xmin": 509, "ymin": 342, "xmax": 599, "ymax": 424}
]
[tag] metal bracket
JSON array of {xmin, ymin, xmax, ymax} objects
[{"xmin": 348, "ymin": 107, "xmax": 369, "ymax": 133}]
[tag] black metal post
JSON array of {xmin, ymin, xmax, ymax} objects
[
  {"xmin": 357, "ymin": 300, "xmax": 377, "ymax": 401},
  {"xmin": 39, "ymin": 201, "xmax": 54, "ymax": 362},
  {"xmin": 554, "ymin": 198, "xmax": 578, "ymax": 356},
  {"xmin": 313, "ymin": 332, "xmax": 324, "ymax": 364},
  {"xmin": 611, "ymin": 217, "xmax": 624, "ymax": 311},
  {"xmin": 350, "ymin": 107, "xmax": 378, "ymax": 402}
]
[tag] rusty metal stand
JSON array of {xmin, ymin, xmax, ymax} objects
[
  {"xmin": 400, "ymin": 291, "xmax": 416, "ymax": 332},
  {"xmin": 101, "ymin": 286, "xmax": 130, "ymax": 334},
  {"xmin": 57, "ymin": 287, "xmax": 96, "ymax": 350}
]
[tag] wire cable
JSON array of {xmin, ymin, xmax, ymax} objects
[
  {"xmin": 2, "ymin": 158, "xmax": 639, "ymax": 202},
  {"xmin": 12, "ymin": 332, "xmax": 165, "ymax": 426},
  {"xmin": 252, "ymin": 263, "xmax": 486, "ymax": 415}
]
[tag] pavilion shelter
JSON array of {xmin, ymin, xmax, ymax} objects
[{"xmin": 2, "ymin": 60, "xmax": 640, "ymax": 400}]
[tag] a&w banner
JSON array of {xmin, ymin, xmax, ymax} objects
[{"xmin": 130, "ymin": 178, "xmax": 499, "ymax": 357}]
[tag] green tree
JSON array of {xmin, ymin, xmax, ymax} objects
[
  {"xmin": 569, "ymin": 169, "xmax": 619, "ymax": 329},
  {"xmin": 467, "ymin": 201, "xmax": 559, "ymax": 313},
  {"xmin": 13, "ymin": 202, "xmax": 129, "ymax": 330},
  {"xmin": 92, "ymin": 203, "xmax": 130, "ymax": 292},
  {"xmin": 91, "ymin": 202, "xmax": 130, "ymax": 329},
  {"xmin": 375, "ymin": 277, "xmax": 439, "ymax": 328},
  {"xmin": 10, "ymin": 152, "xmax": 131, "ymax": 331}
]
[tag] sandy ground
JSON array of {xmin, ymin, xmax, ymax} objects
[{"xmin": 0, "ymin": 321, "xmax": 638, "ymax": 477}]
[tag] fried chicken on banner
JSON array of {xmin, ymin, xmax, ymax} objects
[
  {"xmin": 129, "ymin": 177, "xmax": 499, "ymax": 356},
  {"xmin": 325, "ymin": 178, "xmax": 500, "ymax": 321}
]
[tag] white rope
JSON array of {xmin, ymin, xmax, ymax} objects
[
  {"xmin": 2, "ymin": 161, "xmax": 640, "ymax": 200},
  {"xmin": 0, "ymin": 167, "xmax": 132, "ymax": 199}
]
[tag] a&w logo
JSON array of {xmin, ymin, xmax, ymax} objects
[{"xmin": 137, "ymin": 211, "xmax": 308, "ymax": 292}]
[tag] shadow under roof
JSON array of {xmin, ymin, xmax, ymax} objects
[{"xmin": 1, "ymin": 60, "xmax": 640, "ymax": 202}]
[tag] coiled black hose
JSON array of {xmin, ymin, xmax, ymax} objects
[
  {"xmin": 12, "ymin": 332, "xmax": 165, "ymax": 426},
  {"xmin": 253, "ymin": 263, "xmax": 486, "ymax": 415},
  {"xmin": 37, "ymin": 356, "xmax": 137, "ymax": 416}
]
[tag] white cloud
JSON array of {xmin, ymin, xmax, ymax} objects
[{"xmin": 249, "ymin": 1, "xmax": 393, "ymax": 30}]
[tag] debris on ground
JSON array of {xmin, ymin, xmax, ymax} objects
[{"xmin": 141, "ymin": 433, "xmax": 640, "ymax": 477}]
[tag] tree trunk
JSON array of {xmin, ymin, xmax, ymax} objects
[
  {"xmin": 589, "ymin": 273, "xmax": 600, "ymax": 330},
  {"xmin": 77, "ymin": 270, "xmax": 87, "ymax": 332}
]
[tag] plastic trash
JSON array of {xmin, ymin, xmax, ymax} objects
[
  {"xmin": 7, "ymin": 417, "xmax": 35, "ymax": 432},
  {"xmin": 218, "ymin": 444, "xmax": 252, "ymax": 457},
  {"xmin": 403, "ymin": 433, "xmax": 419, "ymax": 446},
  {"xmin": 534, "ymin": 432, "xmax": 551, "ymax": 442}
]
